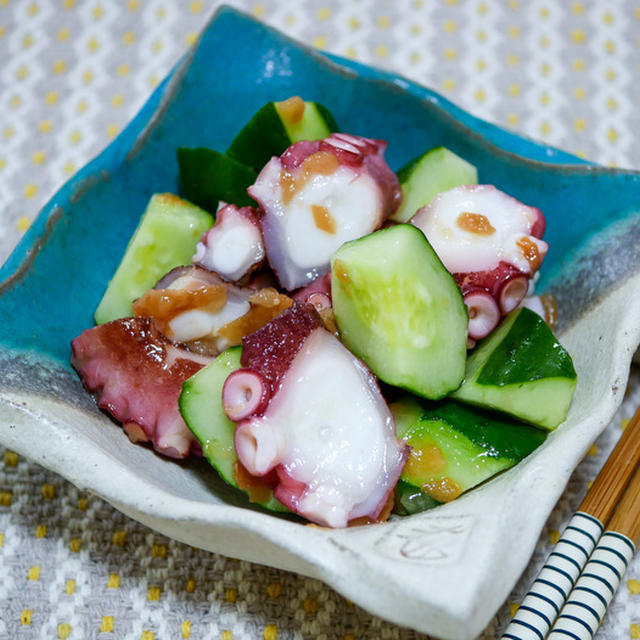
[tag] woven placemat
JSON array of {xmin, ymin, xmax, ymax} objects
[{"xmin": 1, "ymin": 1, "xmax": 639, "ymax": 638}]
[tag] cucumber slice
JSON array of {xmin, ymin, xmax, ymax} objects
[
  {"xmin": 94, "ymin": 193, "xmax": 213, "ymax": 324},
  {"xmin": 392, "ymin": 147, "xmax": 478, "ymax": 223},
  {"xmin": 179, "ymin": 347, "xmax": 286, "ymax": 512},
  {"xmin": 331, "ymin": 224, "xmax": 468, "ymax": 399},
  {"xmin": 177, "ymin": 147, "xmax": 257, "ymax": 211},
  {"xmin": 451, "ymin": 307, "xmax": 577, "ymax": 430},
  {"xmin": 226, "ymin": 97, "xmax": 338, "ymax": 171},
  {"xmin": 391, "ymin": 396, "xmax": 546, "ymax": 512}
]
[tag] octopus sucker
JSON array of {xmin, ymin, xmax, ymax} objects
[
  {"xmin": 222, "ymin": 369, "xmax": 271, "ymax": 422},
  {"xmin": 248, "ymin": 134, "xmax": 401, "ymax": 291},
  {"xmin": 412, "ymin": 185, "xmax": 548, "ymax": 339},
  {"xmin": 498, "ymin": 275, "xmax": 530, "ymax": 315},
  {"xmin": 226, "ymin": 304, "xmax": 409, "ymax": 528},
  {"xmin": 464, "ymin": 291, "xmax": 501, "ymax": 340}
]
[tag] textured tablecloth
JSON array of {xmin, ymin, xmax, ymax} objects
[{"xmin": 1, "ymin": 1, "xmax": 639, "ymax": 638}]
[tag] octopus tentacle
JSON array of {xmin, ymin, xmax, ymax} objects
[
  {"xmin": 71, "ymin": 317, "xmax": 211, "ymax": 458},
  {"xmin": 412, "ymin": 185, "xmax": 548, "ymax": 340},
  {"xmin": 293, "ymin": 272, "xmax": 332, "ymax": 308},
  {"xmin": 228, "ymin": 304, "xmax": 408, "ymax": 528},
  {"xmin": 193, "ymin": 203, "xmax": 265, "ymax": 283},
  {"xmin": 498, "ymin": 275, "xmax": 530, "ymax": 315},
  {"xmin": 464, "ymin": 291, "xmax": 502, "ymax": 340},
  {"xmin": 248, "ymin": 134, "xmax": 401, "ymax": 291}
]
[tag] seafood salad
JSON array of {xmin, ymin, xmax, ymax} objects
[{"xmin": 71, "ymin": 97, "xmax": 576, "ymax": 528}]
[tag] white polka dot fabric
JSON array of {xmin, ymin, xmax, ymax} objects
[{"xmin": 1, "ymin": 1, "xmax": 639, "ymax": 638}]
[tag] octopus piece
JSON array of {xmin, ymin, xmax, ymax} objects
[
  {"xmin": 248, "ymin": 133, "xmax": 402, "ymax": 291},
  {"xmin": 411, "ymin": 185, "xmax": 548, "ymax": 340},
  {"xmin": 71, "ymin": 317, "xmax": 211, "ymax": 458},
  {"xmin": 454, "ymin": 262, "xmax": 529, "ymax": 340},
  {"xmin": 222, "ymin": 304, "xmax": 409, "ymax": 528},
  {"xmin": 192, "ymin": 203, "xmax": 265, "ymax": 283},
  {"xmin": 292, "ymin": 272, "xmax": 332, "ymax": 312},
  {"xmin": 132, "ymin": 266, "xmax": 292, "ymax": 356}
]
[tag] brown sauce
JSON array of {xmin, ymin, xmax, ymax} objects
[
  {"xmin": 331, "ymin": 259, "xmax": 351, "ymax": 291},
  {"xmin": 275, "ymin": 96, "xmax": 305, "ymax": 125},
  {"xmin": 421, "ymin": 477, "xmax": 463, "ymax": 503},
  {"xmin": 540, "ymin": 293, "xmax": 558, "ymax": 329},
  {"xmin": 132, "ymin": 285, "xmax": 227, "ymax": 337},
  {"xmin": 456, "ymin": 212, "xmax": 495, "ymax": 235},
  {"xmin": 154, "ymin": 192, "xmax": 190, "ymax": 208},
  {"xmin": 217, "ymin": 288, "xmax": 293, "ymax": 346},
  {"xmin": 280, "ymin": 151, "xmax": 339, "ymax": 205},
  {"xmin": 517, "ymin": 236, "xmax": 543, "ymax": 270},
  {"xmin": 311, "ymin": 204, "xmax": 337, "ymax": 234},
  {"xmin": 404, "ymin": 443, "xmax": 448, "ymax": 478},
  {"xmin": 233, "ymin": 461, "xmax": 274, "ymax": 504}
]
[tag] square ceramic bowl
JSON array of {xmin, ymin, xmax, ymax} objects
[{"xmin": 2, "ymin": 7, "xmax": 640, "ymax": 640}]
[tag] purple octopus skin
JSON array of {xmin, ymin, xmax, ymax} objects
[
  {"xmin": 224, "ymin": 304, "xmax": 409, "ymax": 528},
  {"xmin": 192, "ymin": 204, "xmax": 265, "ymax": 283},
  {"xmin": 247, "ymin": 133, "xmax": 402, "ymax": 291},
  {"xmin": 71, "ymin": 317, "xmax": 211, "ymax": 458},
  {"xmin": 412, "ymin": 184, "xmax": 548, "ymax": 340}
]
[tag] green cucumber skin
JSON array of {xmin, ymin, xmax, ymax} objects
[
  {"xmin": 226, "ymin": 103, "xmax": 290, "ymax": 171},
  {"xmin": 392, "ymin": 146, "xmax": 478, "ymax": 223},
  {"xmin": 402, "ymin": 398, "xmax": 547, "ymax": 460},
  {"xmin": 391, "ymin": 396, "xmax": 546, "ymax": 513},
  {"xmin": 452, "ymin": 308, "xmax": 577, "ymax": 430},
  {"xmin": 94, "ymin": 193, "xmax": 213, "ymax": 324},
  {"xmin": 177, "ymin": 147, "xmax": 257, "ymax": 211},
  {"xmin": 331, "ymin": 224, "xmax": 468, "ymax": 400},
  {"xmin": 477, "ymin": 307, "xmax": 577, "ymax": 385},
  {"xmin": 179, "ymin": 347, "xmax": 287, "ymax": 513},
  {"xmin": 226, "ymin": 100, "xmax": 337, "ymax": 171}
]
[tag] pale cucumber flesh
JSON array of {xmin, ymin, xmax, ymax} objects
[
  {"xmin": 94, "ymin": 193, "xmax": 213, "ymax": 324},
  {"xmin": 331, "ymin": 224, "xmax": 468, "ymax": 399}
]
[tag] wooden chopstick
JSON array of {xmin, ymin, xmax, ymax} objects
[
  {"xmin": 547, "ymin": 463, "xmax": 640, "ymax": 639},
  {"xmin": 501, "ymin": 405, "xmax": 640, "ymax": 640}
]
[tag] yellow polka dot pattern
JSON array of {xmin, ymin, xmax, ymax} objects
[
  {"xmin": 1, "ymin": 3, "xmax": 640, "ymax": 640},
  {"xmin": 100, "ymin": 616, "xmax": 114, "ymax": 632},
  {"xmin": 264, "ymin": 624, "xmax": 278, "ymax": 640}
]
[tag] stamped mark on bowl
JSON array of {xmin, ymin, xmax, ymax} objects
[{"xmin": 375, "ymin": 514, "xmax": 474, "ymax": 564}]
